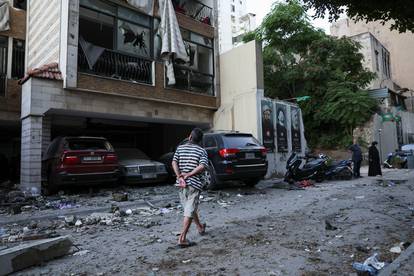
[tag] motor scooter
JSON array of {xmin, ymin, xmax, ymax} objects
[{"xmin": 284, "ymin": 153, "xmax": 328, "ymax": 184}]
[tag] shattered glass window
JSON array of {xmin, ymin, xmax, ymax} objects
[{"xmin": 117, "ymin": 20, "xmax": 151, "ymax": 57}]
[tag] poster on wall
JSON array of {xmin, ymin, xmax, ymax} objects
[
  {"xmin": 291, "ymin": 106, "xmax": 302, "ymax": 152},
  {"xmin": 275, "ymin": 103, "xmax": 288, "ymax": 152},
  {"xmin": 261, "ymin": 100, "xmax": 275, "ymax": 152}
]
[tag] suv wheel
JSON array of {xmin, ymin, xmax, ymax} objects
[{"xmin": 203, "ymin": 165, "xmax": 220, "ymax": 190}]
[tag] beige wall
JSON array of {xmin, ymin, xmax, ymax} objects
[
  {"xmin": 214, "ymin": 40, "xmax": 263, "ymax": 138},
  {"xmin": 331, "ymin": 19, "xmax": 414, "ymax": 91}
]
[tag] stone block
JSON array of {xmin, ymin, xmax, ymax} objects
[{"xmin": 0, "ymin": 236, "xmax": 72, "ymax": 276}]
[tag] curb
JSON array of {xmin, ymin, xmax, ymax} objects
[
  {"xmin": 378, "ymin": 242, "xmax": 414, "ymax": 276},
  {"xmin": 0, "ymin": 195, "xmax": 179, "ymax": 227}
]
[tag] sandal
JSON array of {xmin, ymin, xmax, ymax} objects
[
  {"xmin": 177, "ymin": 240, "xmax": 197, "ymax": 248},
  {"xmin": 198, "ymin": 223, "xmax": 207, "ymax": 235}
]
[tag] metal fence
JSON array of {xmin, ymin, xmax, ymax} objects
[{"xmin": 78, "ymin": 48, "xmax": 153, "ymax": 85}]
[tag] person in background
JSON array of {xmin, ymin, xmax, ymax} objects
[
  {"xmin": 349, "ymin": 140, "xmax": 363, "ymax": 178},
  {"xmin": 172, "ymin": 128, "xmax": 208, "ymax": 248},
  {"xmin": 368, "ymin": 141, "xmax": 382, "ymax": 176}
]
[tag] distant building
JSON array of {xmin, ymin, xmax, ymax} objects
[
  {"xmin": 217, "ymin": 0, "xmax": 256, "ymax": 54},
  {"xmin": 331, "ymin": 18, "xmax": 414, "ymax": 93}
]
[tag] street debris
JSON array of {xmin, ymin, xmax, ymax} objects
[
  {"xmin": 325, "ymin": 220, "xmax": 338, "ymax": 231},
  {"xmin": 112, "ymin": 192, "xmax": 128, "ymax": 202},
  {"xmin": 73, "ymin": 250, "xmax": 90, "ymax": 257},
  {"xmin": 355, "ymin": 196, "xmax": 365, "ymax": 199},
  {"xmin": 352, "ymin": 253, "xmax": 387, "ymax": 276}
]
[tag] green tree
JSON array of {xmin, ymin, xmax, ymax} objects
[
  {"xmin": 301, "ymin": 0, "xmax": 414, "ymax": 33},
  {"xmin": 244, "ymin": 0, "xmax": 377, "ymax": 148}
]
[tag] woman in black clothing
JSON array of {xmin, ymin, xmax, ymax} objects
[{"xmin": 368, "ymin": 141, "xmax": 382, "ymax": 176}]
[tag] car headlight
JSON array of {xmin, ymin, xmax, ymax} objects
[
  {"xmin": 126, "ymin": 166, "xmax": 139, "ymax": 174},
  {"xmin": 157, "ymin": 165, "xmax": 166, "ymax": 173}
]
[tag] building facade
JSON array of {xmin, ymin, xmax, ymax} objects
[
  {"xmin": 0, "ymin": 0, "xmax": 26, "ymax": 183},
  {"xmin": 20, "ymin": 0, "xmax": 220, "ymax": 194},
  {"xmin": 217, "ymin": 0, "xmax": 256, "ymax": 54},
  {"xmin": 331, "ymin": 18, "xmax": 414, "ymax": 92}
]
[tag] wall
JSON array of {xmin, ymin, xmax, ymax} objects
[
  {"xmin": 26, "ymin": 0, "xmax": 61, "ymax": 70},
  {"xmin": 22, "ymin": 78, "xmax": 215, "ymax": 126},
  {"xmin": 351, "ymin": 33, "xmax": 395, "ymax": 90},
  {"xmin": 214, "ymin": 40, "xmax": 263, "ymax": 138},
  {"xmin": 331, "ymin": 18, "xmax": 414, "ymax": 91}
]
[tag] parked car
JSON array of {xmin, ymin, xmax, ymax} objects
[
  {"xmin": 42, "ymin": 137, "xmax": 120, "ymax": 195},
  {"xmin": 159, "ymin": 132, "xmax": 268, "ymax": 189},
  {"xmin": 116, "ymin": 148, "xmax": 168, "ymax": 184}
]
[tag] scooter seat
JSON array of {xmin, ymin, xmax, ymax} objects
[{"xmin": 303, "ymin": 159, "xmax": 325, "ymax": 169}]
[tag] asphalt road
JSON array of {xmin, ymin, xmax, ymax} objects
[{"xmin": 2, "ymin": 168, "xmax": 414, "ymax": 275}]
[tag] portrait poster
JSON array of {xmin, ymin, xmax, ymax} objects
[
  {"xmin": 261, "ymin": 100, "xmax": 275, "ymax": 152},
  {"xmin": 291, "ymin": 106, "xmax": 302, "ymax": 152},
  {"xmin": 275, "ymin": 103, "xmax": 288, "ymax": 152}
]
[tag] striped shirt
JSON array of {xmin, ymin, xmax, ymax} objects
[{"xmin": 173, "ymin": 142, "xmax": 209, "ymax": 191}]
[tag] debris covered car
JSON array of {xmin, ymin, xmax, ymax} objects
[
  {"xmin": 116, "ymin": 148, "xmax": 168, "ymax": 184},
  {"xmin": 42, "ymin": 137, "xmax": 120, "ymax": 195}
]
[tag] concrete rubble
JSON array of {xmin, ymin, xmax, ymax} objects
[{"xmin": 0, "ymin": 236, "xmax": 72, "ymax": 275}]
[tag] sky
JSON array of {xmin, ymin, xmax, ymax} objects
[{"xmin": 247, "ymin": 0, "xmax": 332, "ymax": 34}]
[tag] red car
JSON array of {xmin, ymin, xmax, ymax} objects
[{"xmin": 42, "ymin": 137, "xmax": 119, "ymax": 195}]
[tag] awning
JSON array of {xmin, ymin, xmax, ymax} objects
[
  {"xmin": 0, "ymin": 0, "xmax": 10, "ymax": 32},
  {"xmin": 158, "ymin": 0, "xmax": 189, "ymax": 85}
]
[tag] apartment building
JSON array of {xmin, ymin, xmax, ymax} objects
[
  {"xmin": 217, "ymin": 0, "xmax": 256, "ymax": 54},
  {"xmin": 0, "ymin": 0, "xmax": 26, "ymax": 182},
  {"xmin": 19, "ymin": 0, "xmax": 219, "ymax": 193}
]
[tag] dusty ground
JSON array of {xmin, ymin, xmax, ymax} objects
[{"xmin": 1, "ymin": 168, "xmax": 414, "ymax": 276}]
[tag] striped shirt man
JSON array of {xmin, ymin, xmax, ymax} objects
[{"xmin": 173, "ymin": 142, "xmax": 209, "ymax": 190}]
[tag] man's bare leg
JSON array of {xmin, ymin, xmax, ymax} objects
[
  {"xmin": 193, "ymin": 213, "xmax": 205, "ymax": 233},
  {"xmin": 179, "ymin": 216, "xmax": 192, "ymax": 244}
]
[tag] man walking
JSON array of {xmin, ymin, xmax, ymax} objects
[
  {"xmin": 349, "ymin": 141, "xmax": 363, "ymax": 178},
  {"xmin": 172, "ymin": 128, "xmax": 208, "ymax": 247}
]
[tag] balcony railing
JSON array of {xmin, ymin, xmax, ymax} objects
[
  {"xmin": 168, "ymin": 65, "xmax": 214, "ymax": 96},
  {"xmin": 78, "ymin": 48, "xmax": 153, "ymax": 85},
  {"xmin": 173, "ymin": 0, "xmax": 213, "ymax": 26}
]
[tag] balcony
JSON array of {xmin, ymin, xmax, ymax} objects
[
  {"xmin": 168, "ymin": 65, "xmax": 214, "ymax": 96},
  {"xmin": 78, "ymin": 48, "xmax": 153, "ymax": 85},
  {"xmin": 173, "ymin": 0, "xmax": 213, "ymax": 26}
]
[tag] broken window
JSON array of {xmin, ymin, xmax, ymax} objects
[
  {"xmin": 12, "ymin": 39, "xmax": 25, "ymax": 79},
  {"xmin": 78, "ymin": 0, "xmax": 154, "ymax": 84},
  {"xmin": 13, "ymin": 0, "xmax": 26, "ymax": 10},
  {"xmin": 0, "ymin": 36, "xmax": 7, "ymax": 97},
  {"xmin": 167, "ymin": 29, "xmax": 214, "ymax": 95}
]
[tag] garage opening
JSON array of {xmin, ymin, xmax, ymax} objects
[{"xmin": 49, "ymin": 115, "xmax": 207, "ymax": 161}]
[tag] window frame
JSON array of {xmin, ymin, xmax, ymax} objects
[
  {"xmin": 0, "ymin": 36, "xmax": 8, "ymax": 97},
  {"xmin": 79, "ymin": 0, "xmax": 154, "ymax": 60}
]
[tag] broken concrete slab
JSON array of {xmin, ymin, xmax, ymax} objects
[{"xmin": 0, "ymin": 235, "xmax": 72, "ymax": 276}]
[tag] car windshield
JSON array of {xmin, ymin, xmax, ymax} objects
[
  {"xmin": 116, "ymin": 148, "xmax": 149, "ymax": 160},
  {"xmin": 223, "ymin": 134, "xmax": 261, "ymax": 148},
  {"xmin": 66, "ymin": 139, "xmax": 111, "ymax": 151}
]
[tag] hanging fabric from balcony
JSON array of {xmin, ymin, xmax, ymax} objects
[
  {"xmin": 126, "ymin": 0, "xmax": 154, "ymax": 16},
  {"xmin": 0, "ymin": 0, "xmax": 10, "ymax": 32},
  {"xmin": 79, "ymin": 36, "xmax": 105, "ymax": 70},
  {"xmin": 158, "ymin": 0, "xmax": 189, "ymax": 85}
]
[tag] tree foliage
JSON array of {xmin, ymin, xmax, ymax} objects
[
  {"xmin": 244, "ymin": 0, "xmax": 377, "ymax": 148},
  {"xmin": 301, "ymin": 0, "xmax": 414, "ymax": 33}
]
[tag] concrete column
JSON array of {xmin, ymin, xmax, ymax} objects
[{"xmin": 20, "ymin": 115, "xmax": 43, "ymax": 195}]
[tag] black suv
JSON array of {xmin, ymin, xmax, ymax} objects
[{"xmin": 159, "ymin": 132, "xmax": 268, "ymax": 189}]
